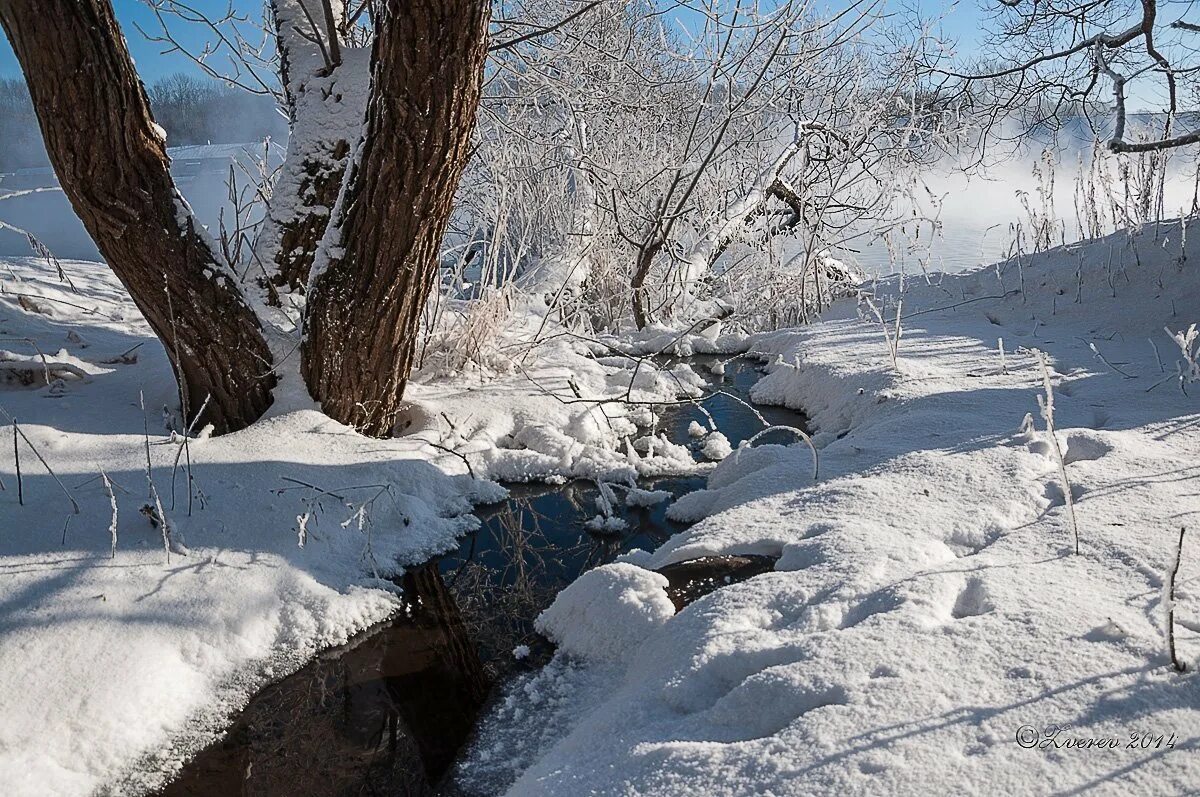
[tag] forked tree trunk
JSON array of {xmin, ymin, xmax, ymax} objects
[
  {"xmin": 302, "ymin": 0, "xmax": 488, "ymax": 436},
  {"xmin": 0, "ymin": 0, "xmax": 276, "ymax": 433}
]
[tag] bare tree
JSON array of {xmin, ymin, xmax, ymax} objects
[
  {"xmin": 442, "ymin": 0, "xmax": 936, "ymax": 338},
  {"xmin": 934, "ymin": 0, "xmax": 1200, "ymax": 154}
]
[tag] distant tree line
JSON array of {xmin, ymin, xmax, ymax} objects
[
  {"xmin": 0, "ymin": 72, "xmax": 286, "ymax": 171},
  {"xmin": 146, "ymin": 73, "xmax": 287, "ymax": 150}
]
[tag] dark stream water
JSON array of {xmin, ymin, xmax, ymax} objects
[{"xmin": 160, "ymin": 357, "xmax": 807, "ymax": 797}]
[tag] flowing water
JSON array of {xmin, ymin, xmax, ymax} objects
[{"xmin": 159, "ymin": 357, "xmax": 807, "ymax": 796}]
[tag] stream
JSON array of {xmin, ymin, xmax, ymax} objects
[{"xmin": 159, "ymin": 356, "xmax": 809, "ymax": 797}]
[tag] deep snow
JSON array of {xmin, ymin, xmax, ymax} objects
[
  {"xmin": 3, "ymin": 216, "xmax": 1200, "ymax": 796},
  {"xmin": 457, "ymin": 222, "xmax": 1200, "ymax": 796}
]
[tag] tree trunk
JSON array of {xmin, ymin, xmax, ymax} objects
[
  {"xmin": 302, "ymin": 0, "xmax": 488, "ymax": 436},
  {"xmin": 0, "ymin": 0, "xmax": 275, "ymax": 433},
  {"xmin": 256, "ymin": 1, "xmax": 365, "ymax": 299},
  {"xmin": 631, "ymin": 234, "xmax": 664, "ymax": 330}
]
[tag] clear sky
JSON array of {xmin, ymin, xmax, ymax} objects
[
  {"xmin": 0, "ymin": 0, "xmax": 269, "ymax": 82},
  {"xmin": 0, "ymin": 1, "xmax": 988, "ymax": 84}
]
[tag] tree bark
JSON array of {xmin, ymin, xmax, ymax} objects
[
  {"xmin": 257, "ymin": 1, "xmax": 364, "ymax": 299},
  {"xmin": 302, "ymin": 0, "xmax": 488, "ymax": 436},
  {"xmin": 0, "ymin": 0, "xmax": 275, "ymax": 433}
]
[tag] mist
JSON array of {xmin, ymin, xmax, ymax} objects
[
  {"xmin": 4, "ymin": 72, "xmax": 1198, "ymax": 282},
  {"xmin": 850, "ymin": 134, "xmax": 1199, "ymax": 276},
  {"xmin": 0, "ymin": 73, "xmax": 287, "ymax": 261}
]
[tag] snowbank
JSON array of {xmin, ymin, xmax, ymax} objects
[
  {"xmin": 459, "ymin": 222, "xmax": 1200, "ymax": 795},
  {"xmin": 0, "ymin": 258, "xmax": 505, "ymax": 795},
  {"xmin": 534, "ymin": 563, "xmax": 675, "ymax": 663}
]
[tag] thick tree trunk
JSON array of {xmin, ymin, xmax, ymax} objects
[
  {"xmin": 266, "ymin": 138, "xmax": 351, "ymax": 295},
  {"xmin": 0, "ymin": 0, "xmax": 275, "ymax": 433},
  {"xmin": 302, "ymin": 0, "xmax": 488, "ymax": 436},
  {"xmin": 256, "ymin": 1, "xmax": 365, "ymax": 299}
]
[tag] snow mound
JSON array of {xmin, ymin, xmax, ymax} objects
[
  {"xmin": 534, "ymin": 563, "xmax": 675, "ymax": 663},
  {"xmin": 668, "ymin": 443, "xmax": 807, "ymax": 523},
  {"xmin": 699, "ymin": 431, "xmax": 732, "ymax": 461}
]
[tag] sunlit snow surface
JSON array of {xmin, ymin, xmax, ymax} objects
[
  {"xmin": 4, "ymin": 216, "xmax": 1200, "ymax": 796},
  {"xmin": 456, "ymin": 223, "xmax": 1200, "ymax": 796}
]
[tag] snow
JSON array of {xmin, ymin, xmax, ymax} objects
[
  {"xmin": 0, "ymin": 252, "xmax": 717, "ymax": 795},
  {"xmin": 0, "ymin": 257, "xmax": 504, "ymax": 795},
  {"xmin": 533, "ymin": 563, "xmax": 676, "ymax": 664},
  {"xmin": 624, "ymin": 487, "xmax": 671, "ymax": 507},
  {"xmin": 699, "ymin": 430, "xmax": 732, "ymax": 461},
  {"xmin": 7, "ymin": 211, "xmax": 1200, "ymax": 795},
  {"xmin": 407, "ymin": 327, "xmax": 714, "ymax": 487},
  {"xmin": 459, "ymin": 221, "xmax": 1200, "ymax": 795},
  {"xmin": 583, "ymin": 514, "xmax": 628, "ymax": 533}
]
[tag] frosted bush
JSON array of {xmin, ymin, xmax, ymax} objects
[{"xmin": 1166, "ymin": 324, "xmax": 1200, "ymax": 391}]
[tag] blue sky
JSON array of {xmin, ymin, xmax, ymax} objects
[
  {"xmin": 0, "ymin": 0, "xmax": 269, "ymax": 82},
  {"xmin": 0, "ymin": 1, "xmax": 987, "ymax": 84}
]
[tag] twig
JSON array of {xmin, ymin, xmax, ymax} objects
[
  {"xmin": 13, "ymin": 420, "xmax": 21, "ymax": 506},
  {"xmin": 1032, "ymin": 350, "xmax": 1080, "ymax": 555},
  {"xmin": 140, "ymin": 391, "xmax": 172, "ymax": 564},
  {"xmin": 862, "ymin": 294, "xmax": 900, "ymax": 371},
  {"xmin": 1084, "ymin": 339, "xmax": 1136, "ymax": 379},
  {"xmin": 1151, "ymin": 337, "xmax": 1166, "ymax": 373},
  {"xmin": 102, "ymin": 470, "xmax": 118, "ymax": 559},
  {"xmin": 1, "ymin": 408, "xmax": 78, "ymax": 514},
  {"xmin": 1168, "ymin": 526, "xmax": 1187, "ymax": 673},
  {"xmin": 275, "ymin": 476, "xmax": 347, "ymax": 501},
  {"xmin": 422, "ymin": 439, "xmax": 477, "ymax": 479},
  {"xmin": 170, "ymin": 393, "xmax": 211, "ymax": 514},
  {"xmin": 895, "ymin": 292, "xmax": 1018, "ymax": 320},
  {"xmin": 0, "ymin": 291, "xmax": 121, "ymax": 320},
  {"xmin": 73, "ymin": 472, "xmax": 131, "ymax": 493}
]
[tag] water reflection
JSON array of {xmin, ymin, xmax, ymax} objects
[
  {"xmin": 442, "ymin": 474, "xmax": 702, "ymax": 677},
  {"xmin": 161, "ymin": 565, "xmax": 488, "ymax": 796},
  {"xmin": 160, "ymin": 357, "xmax": 808, "ymax": 795}
]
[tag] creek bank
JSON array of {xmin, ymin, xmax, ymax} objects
[{"xmin": 160, "ymin": 356, "xmax": 809, "ymax": 795}]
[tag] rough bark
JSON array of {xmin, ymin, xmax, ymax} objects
[
  {"xmin": 257, "ymin": 1, "xmax": 364, "ymax": 298},
  {"xmin": 268, "ymin": 138, "xmax": 351, "ymax": 294},
  {"xmin": 302, "ymin": 0, "xmax": 488, "ymax": 436},
  {"xmin": 0, "ymin": 0, "xmax": 275, "ymax": 433}
]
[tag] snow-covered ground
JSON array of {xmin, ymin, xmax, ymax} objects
[
  {"xmin": 0, "ymin": 258, "xmax": 511, "ymax": 795},
  {"xmin": 458, "ymin": 222, "xmax": 1200, "ymax": 795},
  {"xmin": 4, "ymin": 215, "xmax": 1200, "ymax": 796},
  {"xmin": 0, "ymin": 256, "xmax": 728, "ymax": 795}
]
